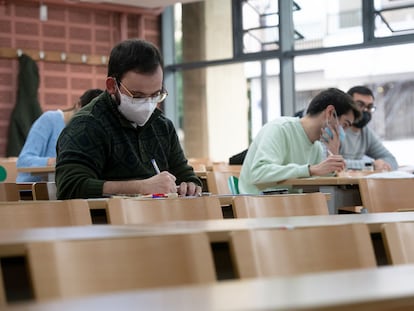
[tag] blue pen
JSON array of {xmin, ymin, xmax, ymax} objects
[{"xmin": 151, "ymin": 159, "xmax": 161, "ymax": 174}]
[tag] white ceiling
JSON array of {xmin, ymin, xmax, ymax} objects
[{"xmin": 77, "ymin": 0, "xmax": 203, "ymax": 9}]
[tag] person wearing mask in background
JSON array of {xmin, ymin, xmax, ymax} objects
[
  {"xmin": 239, "ymin": 88, "xmax": 360, "ymax": 194},
  {"xmin": 55, "ymin": 38, "xmax": 202, "ymax": 199},
  {"xmin": 16, "ymin": 88, "xmax": 103, "ymax": 182},
  {"xmin": 340, "ymin": 86, "xmax": 398, "ymax": 171}
]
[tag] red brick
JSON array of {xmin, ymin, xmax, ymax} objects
[
  {"xmin": 95, "ymin": 13, "xmax": 111, "ymax": 26},
  {"xmin": 47, "ymin": 6, "xmax": 66, "ymax": 22},
  {"xmin": 68, "ymin": 10, "xmax": 91, "ymax": 24},
  {"xmin": 145, "ymin": 16, "xmax": 160, "ymax": 30},
  {"xmin": 15, "ymin": 21, "xmax": 39, "ymax": 36},
  {"xmin": 0, "ymin": 91, "xmax": 12, "ymax": 104},
  {"xmin": 0, "ymin": 59, "xmax": 13, "ymax": 68},
  {"xmin": 43, "ymin": 24, "xmax": 66, "ymax": 38},
  {"xmin": 71, "ymin": 64, "xmax": 93, "ymax": 73},
  {"xmin": 96, "ymin": 29, "xmax": 110, "ymax": 42},
  {"xmin": 44, "ymin": 62, "xmax": 67, "ymax": 72},
  {"xmin": 44, "ymin": 93, "xmax": 68, "ymax": 106},
  {"xmin": 69, "ymin": 43, "xmax": 91, "ymax": 54},
  {"xmin": 69, "ymin": 27, "xmax": 92, "ymax": 41},
  {"xmin": 0, "ymin": 73, "xmax": 12, "ymax": 85},
  {"xmin": 43, "ymin": 41, "xmax": 66, "ymax": 52},
  {"xmin": 15, "ymin": 39, "xmax": 40, "ymax": 49},
  {"xmin": 15, "ymin": 3, "xmax": 38, "ymax": 18},
  {"xmin": 71, "ymin": 78, "xmax": 92, "ymax": 90},
  {"xmin": 0, "ymin": 20, "xmax": 11, "ymax": 33},
  {"xmin": 0, "ymin": 37, "xmax": 12, "ymax": 47},
  {"xmin": 44, "ymin": 76, "xmax": 67, "ymax": 88},
  {"xmin": 95, "ymin": 44, "xmax": 112, "ymax": 55},
  {"xmin": 96, "ymin": 67, "xmax": 107, "ymax": 75}
]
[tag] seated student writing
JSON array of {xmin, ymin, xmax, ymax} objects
[
  {"xmin": 239, "ymin": 88, "xmax": 360, "ymax": 194},
  {"xmin": 55, "ymin": 39, "xmax": 202, "ymax": 199}
]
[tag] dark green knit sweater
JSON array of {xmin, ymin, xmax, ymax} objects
[{"xmin": 55, "ymin": 91, "xmax": 200, "ymax": 199}]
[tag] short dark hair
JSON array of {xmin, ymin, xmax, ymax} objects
[
  {"xmin": 306, "ymin": 88, "xmax": 361, "ymax": 121},
  {"xmin": 79, "ymin": 89, "xmax": 103, "ymax": 107},
  {"xmin": 107, "ymin": 38, "xmax": 163, "ymax": 84},
  {"xmin": 347, "ymin": 86, "xmax": 374, "ymax": 99}
]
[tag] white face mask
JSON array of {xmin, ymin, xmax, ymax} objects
[{"xmin": 117, "ymin": 92, "xmax": 158, "ymax": 126}]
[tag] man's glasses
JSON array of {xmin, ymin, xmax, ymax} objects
[
  {"xmin": 119, "ymin": 81, "xmax": 168, "ymax": 103},
  {"xmin": 355, "ymin": 100, "xmax": 376, "ymax": 113}
]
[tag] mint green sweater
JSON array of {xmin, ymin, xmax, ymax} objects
[{"xmin": 239, "ymin": 117, "xmax": 324, "ymax": 194}]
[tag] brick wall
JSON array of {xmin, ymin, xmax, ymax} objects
[{"xmin": 0, "ymin": 0, "xmax": 161, "ymax": 156}]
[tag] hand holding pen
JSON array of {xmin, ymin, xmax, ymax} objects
[
  {"xmin": 138, "ymin": 159, "xmax": 177, "ymax": 194},
  {"xmin": 151, "ymin": 158, "xmax": 202, "ymax": 196}
]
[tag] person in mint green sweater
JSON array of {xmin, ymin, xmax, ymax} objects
[{"xmin": 239, "ymin": 88, "xmax": 361, "ymax": 194}]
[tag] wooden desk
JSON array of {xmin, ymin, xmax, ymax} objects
[
  {"xmin": 86, "ymin": 196, "xmax": 237, "ymax": 222},
  {"xmin": 257, "ymin": 174, "xmax": 365, "ymax": 214},
  {"xmin": 6, "ymin": 265, "xmax": 414, "ymax": 310},
  {"xmin": 1, "ymin": 212, "xmax": 413, "ymax": 302},
  {"xmin": 17, "ymin": 167, "xmax": 55, "ymax": 182},
  {"xmin": 0, "ymin": 211, "xmax": 413, "ymax": 248}
]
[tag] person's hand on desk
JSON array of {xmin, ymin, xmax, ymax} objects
[
  {"xmin": 47, "ymin": 157, "xmax": 56, "ymax": 166},
  {"xmin": 140, "ymin": 171, "xmax": 178, "ymax": 194},
  {"xmin": 177, "ymin": 182, "xmax": 202, "ymax": 197},
  {"xmin": 309, "ymin": 155, "xmax": 346, "ymax": 176},
  {"xmin": 373, "ymin": 159, "xmax": 392, "ymax": 171}
]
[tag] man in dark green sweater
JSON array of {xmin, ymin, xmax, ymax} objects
[{"xmin": 56, "ymin": 39, "xmax": 202, "ymax": 199}]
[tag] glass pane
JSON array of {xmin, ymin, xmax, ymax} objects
[
  {"xmin": 243, "ymin": 26, "xmax": 279, "ymax": 52},
  {"xmin": 294, "ymin": 0, "xmax": 363, "ymax": 50},
  {"xmin": 375, "ymin": 1, "xmax": 414, "ymax": 37},
  {"xmin": 244, "ymin": 59, "xmax": 281, "ymax": 140},
  {"xmin": 242, "ymin": 0, "xmax": 279, "ymax": 53}
]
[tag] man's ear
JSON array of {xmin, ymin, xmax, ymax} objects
[
  {"xmin": 325, "ymin": 104, "xmax": 335, "ymax": 118},
  {"xmin": 106, "ymin": 77, "xmax": 117, "ymax": 94}
]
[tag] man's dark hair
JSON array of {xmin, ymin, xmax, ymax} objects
[
  {"xmin": 79, "ymin": 88, "xmax": 103, "ymax": 107},
  {"xmin": 306, "ymin": 87, "xmax": 361, "ymax": 121},
  {"xmin": 347, "ymin": 86, "xmax": 374, "ymax": 99},
  {"xmin": 107, "ymin": 38, "xmax": 163, "ymax": 84}
]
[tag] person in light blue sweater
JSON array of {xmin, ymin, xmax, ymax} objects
[
  {"xmin": 16, "ymin": 89, "xmax": 103, "ymax": 182},
  {"xmin": 239, "ymin": 88, "xmax": 361, "ymax": 194}
]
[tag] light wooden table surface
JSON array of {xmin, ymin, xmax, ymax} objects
[
  {"xmin": 256, "ymin": 174, "xmax": 371, "ymax": 214},
  {"xmin": 0, "ymin": 211, "xmax": 413, "ymax": 253},
  {"xmin": 6, "ymin": 264, "xmax": 414, "ymax": 311}
]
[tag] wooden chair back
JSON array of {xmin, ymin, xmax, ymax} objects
[
  {"xmin": 0, "ymin": 182, "xmax": 20, "ymax": 201},
  {"xmin": 382, "ymin": 222, "xmax": 414, "ymax": 265},
  {"xmin": 230, "ymin": 223, "xmax": 376, "ymax": 278},
  {"xmin": 27, "ymin": 232, "xmax": 216, "ymax": 300},
  {"xmin": 359, "ymin": 178, "xmax": 414, "ymax": 212},
  {"xmin": 233, "ymin": 192, "xmax": 329, "ymax": 218},
  {"xmin": 107, "ymin": 196, "xmax": 223, "ymax": 224},
  {"xmin": 206, "ymin": 171, "xmax": 241, "ymax": 195},
  {"xmin": 212, "ymin": 163, "xmax": 242, "ymax": 172},
  {"xmin": 188, "ymin": 157, "xmax": 212, "ymax": 170},
  {"xmin": 32, "ymin": 182, "xmax": 57, "ymax": 200},
  {"xmin": 0, "ymin": 200, "xmax": 92, "ymax": 228},
  {"xmin": 0, "ymin": 158, "xmax": 18, "ymax": 182}
]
